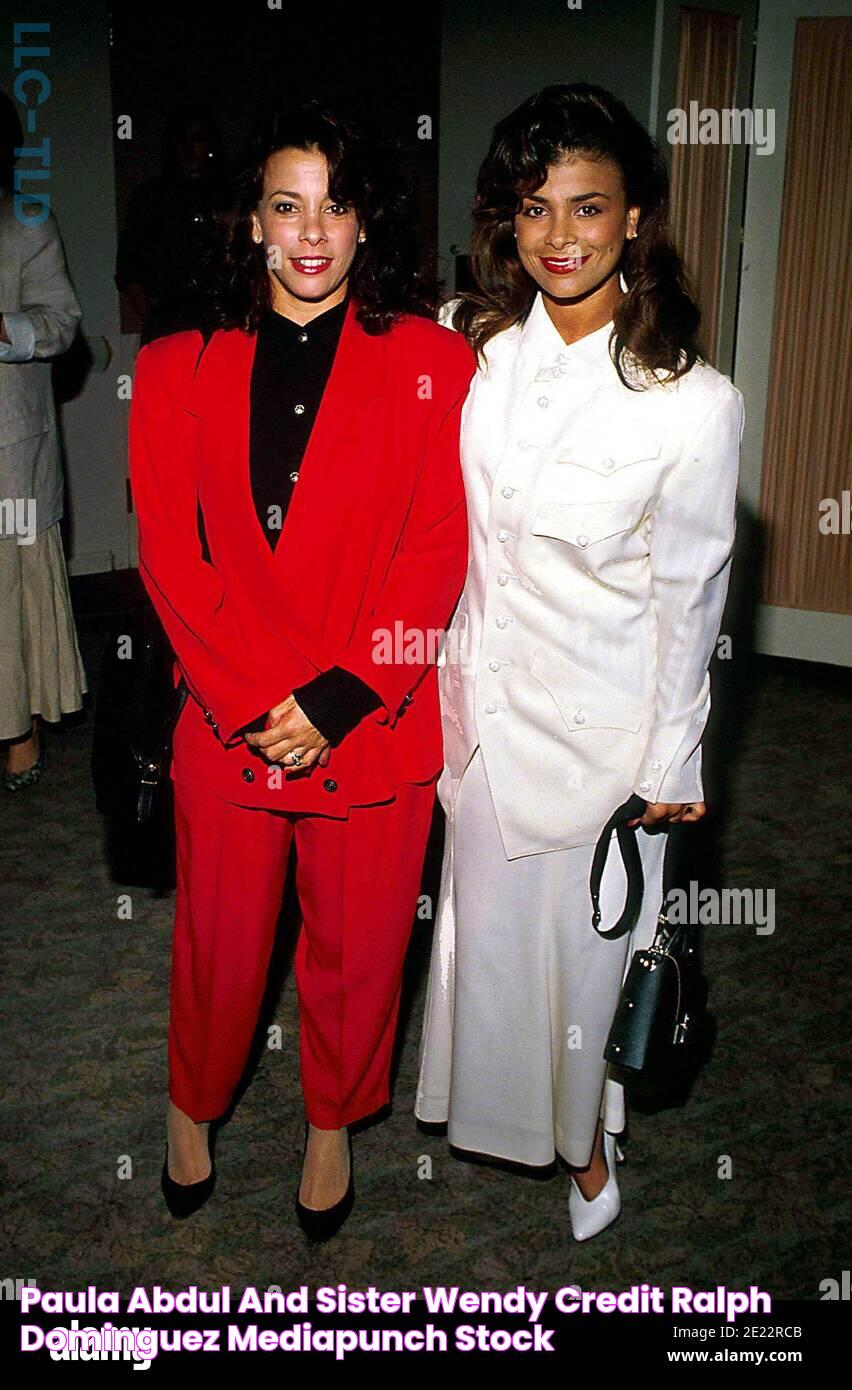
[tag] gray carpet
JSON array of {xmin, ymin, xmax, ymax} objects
[{"xmin": 1, "ymin": 578, "xmax": 849, "ymax": 1299}]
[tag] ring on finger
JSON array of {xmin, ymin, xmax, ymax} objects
[{"xmin": 288, "ymin": 750, "xmax": 303, "ymax": 767}]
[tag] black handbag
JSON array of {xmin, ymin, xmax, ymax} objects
[
  {"xmin": 91, "ymin": 327, "xmax": 213, "ymax": 826},
  {"xmin": 91, "ymin": 600, "xmax": 189, "ymax": 825},
  {"xmin": 589, "ymin": 795, "xmax": 707, "ymax": 1077}
]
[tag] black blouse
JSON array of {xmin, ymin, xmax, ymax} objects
[{"xmin": 241, "ymin": 297, "xmax": 382, "ymax": 746}]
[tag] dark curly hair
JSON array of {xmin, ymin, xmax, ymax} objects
[
  {"xmin": 452, "ymin": 83, "xmax": 702, "ymax": 387},
  {"xmin": 211, "ymin": 96, "xmax": 437, "ymax": 335}
]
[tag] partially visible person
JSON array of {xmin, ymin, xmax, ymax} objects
[
  {"xmin": 115, "ymin": 104, "xmax": 234, "ymax": 344},
  {"xmin": 0, "ymin": 92, "xmax": 86, "ymax": 791}
]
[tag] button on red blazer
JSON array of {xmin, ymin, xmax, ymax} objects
[{"xmin": 128, "ymin": 296, "xmax": 475, "ymax": 813}]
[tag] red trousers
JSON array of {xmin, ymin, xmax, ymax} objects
[{"xmin": 169, "ymin": 775, "xmax": 436, "ymax": 1127}]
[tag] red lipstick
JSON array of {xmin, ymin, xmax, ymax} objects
[
  {"xmin": 291, "ymin": 257, "xmax": 333, "ymax": 275},
  {"xmin": 539, "ymin": 254, "xmax": 591, "ymax": 275}
]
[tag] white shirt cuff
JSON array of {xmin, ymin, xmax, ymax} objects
[
  {"xmin": 634, "ymin": 743, "xmax": 705, "ymax": 805},
  {"xmin": 0, "ymin": 312, "xmax": 36, "ymax": 362}
]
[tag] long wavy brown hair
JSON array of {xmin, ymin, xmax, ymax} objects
[
  {"xmin": 211, "ymin": 96, "xmax": 438, "ymax": 336},
  {"xmin": 452, "ymin": 83, "xmax": 701, "ymax": 387}
]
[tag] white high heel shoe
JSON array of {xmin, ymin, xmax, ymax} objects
[{"xmin": 568, "ymin": 1130, "xmax": 624, "ymax": 1242}]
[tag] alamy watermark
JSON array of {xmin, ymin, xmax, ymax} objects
[
  {"xmin": 0, "ymin": 498, "xmax": 37, "ymax": 543},
  {"xmin": 371, "ymin": 621, "xmax": 468, "ymax": 666},
  {"xmin": 818, "ymin": 491, "xmax": 851, "ymax": 534},
  {"xmin": 665, "ymin": 882, "xmax": 775, "ymax": 935},
  {"xmin": 667, "ymin": 103, "xmax": 775, "ymax": 156}
]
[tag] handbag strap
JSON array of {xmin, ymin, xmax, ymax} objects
[
  {"xmin": 590, "ymin": 794, "xmax": 677, "ymax": 940},
  {"xmin": 163, "ymin": 676, "xmax": 190, "ymax": 743}
]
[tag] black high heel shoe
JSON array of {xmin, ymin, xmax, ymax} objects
[
  {"xmin": 294, "ymin": 1123, "xmax": 354, "ymax": 1243},
  {"xmin": 161, "ymin": 1119, "xmax": 219, "ymax": 1219}
]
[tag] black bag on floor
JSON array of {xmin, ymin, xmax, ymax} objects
[
  {"xmin": 92, "ymin": 327, "xmax": 214, "ymax": 828},
  {"xmin": 91, "ymin": 597, "xmax": 188, "ymax": 826}
]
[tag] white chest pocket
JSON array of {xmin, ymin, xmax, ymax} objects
[
  {"xmin": 530, "ymin": 496, "xmax": 646, "ymax": 550},
  {"xmin": 554, "ymin": 423, "xmax": 664, "ymax": 478}
]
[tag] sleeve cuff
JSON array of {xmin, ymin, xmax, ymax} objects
[
  {"xmin": 0, "ymin": 311, "xmax": 36, "ymax": 362},
  {"xmin": 634, "ymin": 741, "xmax": 705, "ymax": 805},
  {"xmin": 292, "ymin": 665, "xmax": 383, "ymax": 746}
]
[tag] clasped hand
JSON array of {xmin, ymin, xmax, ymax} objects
[
  {"xmin": 243, "ymin": 694, "xmax": 331, "ymax": 772},
  {"xmin": 627, "ymin": 801, "xmax": 706, "ymax": 828}
]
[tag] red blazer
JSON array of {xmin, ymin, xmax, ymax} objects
[{"xmin": 128, "ymin": 297, "xmax": 475, "ymax": 814}]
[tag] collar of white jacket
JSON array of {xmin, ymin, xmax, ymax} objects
[{"xmin": 519, "ymin": 289, "xmax": 615, "ymax": 377}]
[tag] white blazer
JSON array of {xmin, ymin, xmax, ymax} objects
[{"xmin": 436, "ymin": 291, "xmax": 744, "ymax": 859}]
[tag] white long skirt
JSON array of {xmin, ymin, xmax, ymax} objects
[{"xmin": 415, "ymin": 745, "xmax": 667, "ymax": 1169}]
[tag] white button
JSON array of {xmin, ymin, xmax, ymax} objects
[
  {"xmin": 572, "ymin": 709, "xmax": 586, "ymax": 726},
  {"xmin": 497, "ymin": 529, "xmax": 509, "ymax": 542},
  {"xmin": 484, "ymin": 703, "xmax": 497, "ymax": 714},
  {"xmin": 497, "ymin": 574, "xmax": 508, "ymax": 586},
  {"xmin": 651, "ymin": 760, "xmax": 663, "ymax": 771},
  {"xmin": 289, "ymin": 471, "xmax": 299, "ymax": 482},
  {"xmin": 552, "ymin": 367, "xmax": 563, "ymax": 377},
  {"xmin": 537, "ymin": 396, "xmax": 549, "ymax": 408},
  {"xmin": 602, "ymin": 457, "xmax": 615, "ymax": 470},
  {"xmin": 638, "ymin": 781, "xmax": 651, "ymax": 792},
  {"xmin": 501, "ymin": 487, "xmax": 515, "ymax": 499},
  {"xmin": 297, "ymin": 332, "xmax": 308, "ymax": 343},
  {"xmin": 576, "ymin": 534, "xmax": 590, "ymax": 547},
  {"xmin": 488, "ymin": 659, "xmax": 501, "ymax": 672},
  {"xmin": 496, "ymin": 617, "xmax": 508, "ymax": 629},
  {"xmin": 294, "ymin": 403, "xmax": 305, "ymax": 415}
]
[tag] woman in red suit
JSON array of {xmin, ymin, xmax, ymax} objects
[{"xmin": 129, "ymin": 98, "xmax": 474, "ymax": 1238}]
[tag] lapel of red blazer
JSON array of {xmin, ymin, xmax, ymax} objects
[{"xmin": 186, "ymin": 295, "xmax": 386, "ymax": 667}]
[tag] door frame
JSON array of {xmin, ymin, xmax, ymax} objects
[
  {"xmin": 649, "ymin": 0, "xmax": 758, "ymax": 378},
  {"xmin": 733, "ymin": 0, "xmax": 852, "ymax": 665}
]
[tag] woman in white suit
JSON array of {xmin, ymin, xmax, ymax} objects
[{"xmin": 415, "ymin": 84, "xmax": 743, "ymax": 1240}]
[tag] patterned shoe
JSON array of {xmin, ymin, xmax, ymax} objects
[{"xmin": 4, "ymin": 748, "xmax": 45, "ymax": 791}]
